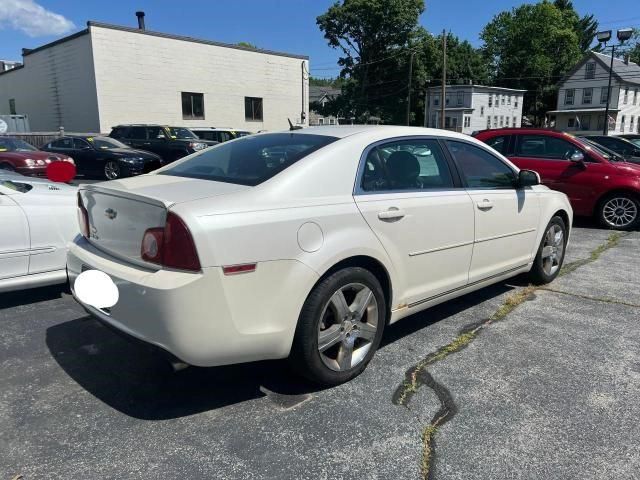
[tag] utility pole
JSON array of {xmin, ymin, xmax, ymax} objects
[
  {"xmin": 424, "ymin": 80, "xmax": 431, "ymax": 127},
  {"xmin": 603, "ymin": 45, "xmax": 615, "ymax": 135},
  {"xmin": 406, "ymin": 51, "xmax": 414, "ymax": 126},
  {"xmin": 440, "ymin": 30, "xmax": 447, "ymax": 130}
]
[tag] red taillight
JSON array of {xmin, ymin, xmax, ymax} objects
[
  {"xmin": 77, "ymin": 192, "xmax": 89, "ymax": 238},
  {"xmin": 140, "ymin": 212, "xmax": 201, "ymax": 271}
]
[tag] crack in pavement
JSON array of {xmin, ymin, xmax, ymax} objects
[
  {"xmin": 541, "ymin": 286, "xmax": 640, "ymax": 309},
  {"xmin": 391, "ymin": 231, "xmax": 628, "ymax": 480}
]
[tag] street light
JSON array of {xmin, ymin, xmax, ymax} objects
[{"xmin": 597, "ymin": 28, "xmax": 633, "ymax": 135}]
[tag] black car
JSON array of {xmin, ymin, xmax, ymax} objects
[
  {"xmin": 619, "ymin": 134, "xmax": 640, "ymax": 148},
  {"xmin": 42, "ymin": 135, "xmax": 163, "ymax": 180},
  {"xmin": 581, "ymin": 135, "xmax": 640, "ymax": 163},
  {"xmin": 108, "ymin": 125, "xmax": 217, "ymax": 163}
]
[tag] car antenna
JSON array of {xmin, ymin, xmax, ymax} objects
[{"xmin": 288, "ymin": 118, "xmax": 303, "ymax": 131}]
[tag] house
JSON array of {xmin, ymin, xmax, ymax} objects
[
  {"xmin": 548, "ymin": 51, "xmax": 640, "ymax": 135},
  {"xmin": 425, "ymin": 85, "xmax": 525, "ymax": 135},
  {"xmin": 309, "ymin": 86, "xmax": 341, "ymax": 126},
  {"xmin": 0, "ymin": 14, "xmax": 308, "ymax": 133},
  {"xmin": 0, "ymin": 60, "xmax": 21, "ymax": 73}
]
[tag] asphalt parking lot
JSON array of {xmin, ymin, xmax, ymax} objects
[{"xmin": 1, "ymin": 223, "xmax": 639, "ymax": 479}]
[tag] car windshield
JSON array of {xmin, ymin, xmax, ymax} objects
[
  {"xmin": 167, "ymin": 127, "xmax": 198, "ymax": 139},
  {"xmin": 88, "ymin": 137, "xmax": 128, "ymax": 149},
  {"xmin": 577, "ymin": 137, "xmax": 620, "ymax": 162},
  {"xmin": 160, "ymin": 133, "xmax": 338, "ymax": 186},
  {"xmin": 0, "ymin": 138, "xmax": 37, "ymax": 152}
]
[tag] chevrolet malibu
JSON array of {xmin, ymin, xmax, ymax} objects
[{"xmin": 68, "ymin": 126, "xmax": 572, "ymax": 385}]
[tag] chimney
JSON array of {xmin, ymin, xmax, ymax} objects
[{"xmin": 136, "ymin": 11, "xmax": 146, "ymax": 30}]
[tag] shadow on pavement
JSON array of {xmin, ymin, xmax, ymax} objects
[
  {"xmin": 0, "ymin": 284, "xmax": 68, "ymax": 310},
  {"xmin": 46, "ymin": 280, "xmax": 516, "ymax": 420}
]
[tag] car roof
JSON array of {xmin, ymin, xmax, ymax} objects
[{"xmin": 289, "ymin": 125, "xmax": 474, "ymax": 141}]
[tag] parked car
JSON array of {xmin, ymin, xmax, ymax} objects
[
  {"xmin": 619, "ymin": 134, "xmax": 640, "ymax": 148},
  {"xmin": 0, "ymin": 171, "xmax": 77, "ymax": 293},
  {"xmin": 108, "ymin": 125, "xmax": 217, "ymax": 163},
  {"xmin": 0, "ymin": 137, "xmax": 74, "ymax": 177},
  {"xmin": 69, "ymin": 126, "xmax": 571, "ymax": 385},
  {"xmin": 474, "ymin": 128, "xmax": 640, "ymax": 230},
  {"xmin": 41, "ymin": 135, "xmax": 163, "ymax": 180},
  {"xmin": 191, "ymin": 127, "xmax": 252, "ymax": 143},
  {"xmin": 581, "ymin": 135, "xmax": 640, "ymax": 163}
]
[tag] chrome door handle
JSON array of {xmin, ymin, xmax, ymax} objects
[
  {"xmin": 378, "ymin": 207, "xmax": 405, "ymax": 220},
  {"xmin": 476, "ymin": 199, "xmax": 493, "ymax": 211}
]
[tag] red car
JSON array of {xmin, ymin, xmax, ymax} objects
[
  {"xmin": 474, "ymin": 128, "xmax": 640, "ymax": 230},
  {"xmin": 0, "ymin": 137, "xmax": 74, "ymax": 177}
]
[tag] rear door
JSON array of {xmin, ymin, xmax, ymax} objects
[
  {"xmin": 145, "ymin": 126, "xmax": 170, "ymax": 156},
  {"xmin": 354, "ymin": 137, "xmax": 475, "ymax": 307},
  {"xmin": 123, "ymin": 126, "xmax": 148, "ymax": 150},
  {"xmin": 445, "ymin": 139, "xmax": 540, "ymax": 282},
  {"xmin": 0, "ymin": 186, "xmax": 29, "ymax": 280}
]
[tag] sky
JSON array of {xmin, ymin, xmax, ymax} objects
[{"xmin": 0, "ymin": 0, "xmax": 639, "ymax": 78}]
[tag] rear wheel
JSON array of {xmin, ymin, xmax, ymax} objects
[
  {"xmin": 104, "ymin": 161, "xmax": 121, "ymax": 180},
  {"xmin": 290, "ymin": 267, "xmax": 386, "ymax": 386},
  {"xmin": 597, "ymin": 193, "xmax": 639, "ymax": 230},
  {"xmin": 528, "ymin": 216, "xmax": 567, "ymax": 285}
]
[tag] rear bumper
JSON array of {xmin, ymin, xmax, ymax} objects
[{"xmin": 67, "ymin": 237, "xmax": 319, "ymax": 367}]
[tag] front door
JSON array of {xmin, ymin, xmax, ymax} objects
[
  {"xmin": 354, "ymin": 138, "xmax": 475, "ymax": 308},
  {"xmin": 444, "ymin": 139, "xmax": 540, "ymax": 282},
  {"xmin": 0, "ymin": 188, "xmax": 29, "ymax": 280}
]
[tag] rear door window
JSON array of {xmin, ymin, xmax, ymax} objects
[{"xmin": 50, "ymin": 138, "xmax": 74, "ymax": 149}]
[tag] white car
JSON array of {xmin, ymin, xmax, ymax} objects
[
  {"xmin": 68, "ymin": 126, "xmax": 572, "ymax": 385},
  {"xmin": 0, "ymin": 173, "xmax": 77, "ymax": 292}
]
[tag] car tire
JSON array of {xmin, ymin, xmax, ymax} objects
[
  {"xmin": 289, "ymin": 267, "xmax": 386, "ymax": 386},
  {"xmin": 597, "ymin": 193, "xmax": 640, "ymax": 231},
  {"xmin": 528, "ymin": 216, "xmax": 567, "ymax": 285},
  {"xmin": 0, "ymin": 163, "xmax": 15, "ymax": 171},
  {"xmin": 104, "ymin": 161, "xmax": 121, "ymax": 180}
]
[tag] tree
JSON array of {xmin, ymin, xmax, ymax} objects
[
  {"xmin": 317, "ymin": 0, "xmax": 426, "ymax": 124},
  {"xmin": 481, "ymin": 1, "xmax": 584, "ymax": 124},
  {"xmin": 627, "ymin": 29, "xmax": 640, "ymax": 65},
  {"xmin": 553, "ymin": 0, "xmax": 598, "ymax": 52},
  {"xmin": 237, "ymin": 41, "xmax": 257, "ymax": 49}
]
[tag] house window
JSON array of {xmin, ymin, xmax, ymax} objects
[
  {"xmin": 508, "ymin": 95, "xmax": 512, "ymax": 105},
  {"xmin": 600, "ymin": 87, "xmax": 609, "ymax": 104},
  {"xmin": 631, "ymin": 116, "xmax": 635, "ymax": 132},
  {"xmin": 318, "ymin": 118, "xmax": 324, "ymax": 125},
  {"xmin": 624, "ymin": 86, "xmax": 629, "ymax": 104},
  {"xmin": 515, "ymin": 97, "xmax": 518, "ymax": 107},
  {"xmin": 463, "ymin": 116, "xmax": 470, "ymax": 128},
  {"xmin": 501, "ymin": 95, "xmax": 505, "ymax": 105},
  {"xmin": 634, "ymin": 89, "xmax": 638, "ymax": 105},
  {"xmin": 488, "ymin": 95, "xmax": 493, "ymax": 107},
  {"xmin": 621, "ymin": 115, "xmax": 626, "ymax": 131},
  {"xmin": 568, "ymin": 118, "xmax": 575, "ymax": 128},
  {"xmin": 434, "ymin": 96, "xmax": 440, "ymax": 106},
  {"xmin": 585, "ymin": 62, "xmax": 596, "ymax": 79},
  {"xmin": 565, "ymin": 89, "xmax": 575, "ymax": 105},
  {"xmin": 329, "ymin": 118, "xmax": 336, "ymax": 125},
  {"xmin": 244, "ymin": 97, "xmax": 263, "ymax": 121},
  {"xmin": 480, "ymin": 106, "xmax": 484, "ymax": 116},
  {"xmin": 9, "ymin": 99, "xmax": 16, "ymax": 115},
  {"xmin": 506, "ymin": 116, "xmax": 510, "ymax": 127},
  {"xmin": 445, "ymin": 95, "xmax": 450, "ymax": 106},
  {"xmin": 499, "ymin": 115, "xmax": 504, "ymax": 127},
  {"xmin": 487, "ymin": 117, "xmax": 491, "ymax": 129},
  {"xmin": 513, "ymin": 116, "xmax": 517, "ymax": 127},
  {"xmin": 181, "ymin": 92, "xmax": 204, "ymax": 120},
  {"xmin": 457, "ymin": 92, "xmax": 464, "ymax": 106},
  {"xmin": 582, "ymin": 88, "xmax": 593, "ymax": 105},
  {"xmin": 494, "ymin": 115, "xmax": 498, "ymax": 127}
]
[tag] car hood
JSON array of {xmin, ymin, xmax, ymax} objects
[
  {"xmin": 0, "ymin": 151, "xmax": 69, "ymax": 160},
  {"xmin": 613, "ymin": 162, "xmax": 640, "ymax": 176},
  {"xmin": 105, "ymin": 148, "xmax": 161, "ymax": 160}
]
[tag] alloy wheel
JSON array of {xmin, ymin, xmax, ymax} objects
[
  {"xmin": 602, "ymin": 197, "xmax": 637, "ymax": 228},
  {"xmin": 104, "ymin": 161, "xmax": 120, "ymax": 180},
  {"xmin": 541, "ymin": 223, "xmax": 564, "ymax": 276},
  {"xmin": 317, "ymin": 283, "xmax": 379, "ymax": 372}
]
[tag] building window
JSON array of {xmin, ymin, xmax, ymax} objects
[
  {"xmin": 624, "ymin": 86, "xmax": 629, "ymax": 104},
  {"xmin": 457, "ymin": 92, "xmax": 464, "ymax": 106},
  {"xmin": 480, "ymin": 106, "xmax": 484, "ymax": 116},
  {"xmin": 464, "ymin": 116, "xmax": 470, "ymax": 128},
  {"xmin": 434, "ymin": 96, "xmax": 440, "ymax": 106},
  {"xmin": 181, "ymin": 92, "xmax": 204, "ymax": 120},
  {"xmin": 582, "ymin": 88, "xmax": 593, "ymax": 105},
  {"xmin": 318, "ymin": 118, "xmax": 324, "ymax": 125},
  {"xmin": 634, "ymin": 89, "xmax": 638, "ymax": 105},
  {"xmin": 568, "ymin": 118, "xmax": 575, "ymax": 128},
  {"xmin": 515, "ymin": 97, "xmax": 518, "ymax": 107},
  {"xmin": 488, "ymin": 95, "xmax": 493, "ymax": 107},
  {"xmin": 585, "ymin": 62, "xmax": 596, "ymax": 79},
  {"xmin": 9, "ymin": 99, "xmax": 16, "ymax": 115},
  {"xmin": 244, "ymin": 97, "xmax": 263, "ymax": 121},
  {"xmin": 494, "ymin": 115, "xmax": 498, "ymax": 127},
  {"xmin": 508, "ymin": 95, "xmax": 512, "ymax": 105},
  {"xmin": 499, "ymin": 115, "xmax": 504, "ymax": 127},
  {"xmin": 506, "ymin": 116, "xmax": 510, "ymax": 127},
  {"xmin": 601, "ymin": 87, "xmax": 609, "ymax": 104},
  {"xmin": 487, "ymin": 117, "xmax": 491, "ymax": 129},
  {"xmin": 565, "ymin": 89, "xmax": 575, "ymax": 105},
  {"xmin": 513, "ymin": 116, "xmax": 517, "ymax": 127},
  {"xmin": 329, "ymin": 118, "xmax": 336, "ymax": 125},
  {"xmin": 621, "ymin": 115, "xmax": 626, "ymax": 131},
  {"xmin": 631, "ymin": 116, "xmax": 635, "ymax": 132},
  {"xmin": 445, "ymin": 95, "xmax": 450, "ymax": 106}
]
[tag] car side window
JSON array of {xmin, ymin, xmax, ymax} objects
[
  {"xmin": 446, "ymin": 140, "xmax": 516, "ymax": 189},
  {"xmin": 515, "ymin": 135, "xmax": 581, "ymax": 160},
  {"xmin": 51, "ymin": 138, "xmax": 74, "ymax": 149},
  {"xmin": 126, "ymin": 127, "xmax": 147, "ymax": 140},
  {"xmin": 360, "ymin": 139, "xmax": 455, "ymax": 192},
  {"xmin": 73, "ymin": 138, "xmax": 91, "ymax": 150},
  {"xmin": 147, "ymin": 127, "xmax": 166, "ymax": 139}
]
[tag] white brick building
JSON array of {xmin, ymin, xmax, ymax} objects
[
  {"xmin": 0, "ymin": 21, "xmax": 309, "ymax": 133},
  {"xmin": 549, "ymin": 51, "xmax": 640, "ymax": 135},
  {"xmin": 425, "ymin": 85, "xmax": 525, "ymax": 135}
]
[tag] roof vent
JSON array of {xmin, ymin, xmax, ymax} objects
[{"xmin": 135, "ymin": 11, "xmax": 145, "ymax": 30}]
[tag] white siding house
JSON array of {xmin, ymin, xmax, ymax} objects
[
  {"xmin": 425, "ymin": 85, "xmax": 525, "ymax": 135},
  {"xmin": 549, "ymin": 51, "xmax": 640, "ymax": 135},
  {"xmin": 0, "ymin": 21, "xmax": 309, "ymax": 133}
]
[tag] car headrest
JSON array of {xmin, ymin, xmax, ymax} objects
[{"xmin": 386, "ymin": 151, "xmax": 420, "ymax": 186}]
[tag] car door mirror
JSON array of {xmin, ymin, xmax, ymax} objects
[
  {"xmin": 518, "ymin": 169, "xmax": 540, "ymax": 188},
  {"xmin": 569, "ymin": 151, "xmax": 584, "ymax": 163}
]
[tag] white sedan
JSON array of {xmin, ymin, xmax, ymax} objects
[
  {"xmin": 1, "ymin": 172, "xmax": 77, "ymax": 292},
  {"xmin": 68, "ymin": 126, "xmax": 572, "ymax": 385}
]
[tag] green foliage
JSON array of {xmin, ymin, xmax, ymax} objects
[
  {"xmin": 627, "ymin": 29, "xmax": 640, "ymax": 65},
  {"xmin": 237, "ymin": 41, "xmax": 257, "ymax": 49}
]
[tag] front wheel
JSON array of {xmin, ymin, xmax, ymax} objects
[
  {"xmin": 597, "ymin": 193, "xmax": 640, "ymax": 230},
  {"xmin": 528, "ymin": 216, "xmax": 567, "ymax": 285},
  {"xmin": 289, "ymin": 267, "xmax": 386, "ymax": 386},
  {"xmin": 104, "ymin": 161, "xmax": 121, "ymax": 180}
]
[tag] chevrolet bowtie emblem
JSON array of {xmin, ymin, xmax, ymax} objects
[{"xmin": 104, "ymin": 208, "xmax": 117, "ymax": 220}]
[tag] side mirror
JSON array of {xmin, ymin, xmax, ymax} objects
[
  {"xmin": 569, "ymin": 151, "xmax": 585, "ymax": 163},
  {"xmin": 518, "ymin": 169, "xmax": 540, "ymax": 188}
]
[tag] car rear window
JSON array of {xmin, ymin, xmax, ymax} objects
[{"xmin": 160, "ymin": 133, "xmax": 338, "ymax": 186}]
